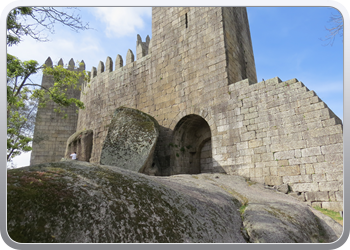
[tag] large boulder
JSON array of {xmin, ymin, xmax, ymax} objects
[
  {"xmin": 100, "ymin": 107, "xmax": 159, "ymax": 174},
  {"xmin": 7, "ymin": 161, "xmax": 245, "ymax": 243},
  {"xmin": 7, "ymin": 161, "xmax": 343, "ymax": 243}
]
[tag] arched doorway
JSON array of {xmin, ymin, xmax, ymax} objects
[{"xmin": 171, "ymin": 114, "xmax": 213, "ymax": 174}]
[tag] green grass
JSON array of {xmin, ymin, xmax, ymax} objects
[
  {"xmin": 314, "ymin": 206, "xmax": 343, "ymax": 225},
  {"xmin": 239, "ymin": 204, "xmax": 247, "ymax": 216}
]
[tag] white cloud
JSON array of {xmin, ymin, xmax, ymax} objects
[
  {"xmin": 93, "ymin": 7, "xmax": 151, "ymax": 38},
  {"xmin": 7, "ymin": 31, "xmax": 104, "ymax": 72}
]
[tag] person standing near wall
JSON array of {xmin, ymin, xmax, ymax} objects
[{"xmin": 70, "ymin": 152, "xmax": 77, "ymax": 160}]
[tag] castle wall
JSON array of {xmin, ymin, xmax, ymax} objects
[
  {"xmin": 217, "ymin": 77, "xmax": 343, "ymax": 211},
  {"xmin": 77, "ymin": 7, "xmax": 256, "ymax": 174}
]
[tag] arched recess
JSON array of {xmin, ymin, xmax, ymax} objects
[
  {"xmin": 171, "ymin": 114, "xmax": 213, "ymax": 174},
  {"xmin": 65, "ymin": 130, "xmax": 93, "ymax": 162}
]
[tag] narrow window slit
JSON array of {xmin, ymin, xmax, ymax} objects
[{"xmin": 185, "ymin": 13, "xmax": 188, "ymax": 28}]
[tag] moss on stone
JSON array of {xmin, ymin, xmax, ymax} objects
[{"xmin": 7, "ymin": 162, "xmax": 207, "ymax": 243}]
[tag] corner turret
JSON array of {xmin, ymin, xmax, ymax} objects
[
  {"xmin": 136, "ymin": 34, "xmax": 151, "ymax": 60},
  {"xmin": 44, "ymin": 57, "xmax": 53, "ymax": 67}
]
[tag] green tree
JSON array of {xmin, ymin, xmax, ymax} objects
[{"xmin": 7, "ymin": 7, "xmax": 90, "ymax": 162}]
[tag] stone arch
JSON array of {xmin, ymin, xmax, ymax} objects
[
  {"xmin": 170, "ymin": 114, "xmax": 214, "ymax": 174},
  {"xmin": 65, "ymin": 130, "xmax": 93, "ymax": 162},
  {"xmin": 169, "ymin": 107, "xmax": 217, "ymax": 136}
]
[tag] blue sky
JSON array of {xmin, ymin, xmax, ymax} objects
[{"xmin": 6, "ymin": 6, "xmax": 344, "ymax": 167}]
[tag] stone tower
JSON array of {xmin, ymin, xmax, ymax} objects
[
  {"xmin": 151, "ymin": 7, "xmax": 257, "ymax": 85},
  {"xmin": 30, "ymin": 58, "xmax": 85, "ymax": 165},
  {"xmin": 147, "ymin": 7, "xmax": 257, "ymax": 173}
]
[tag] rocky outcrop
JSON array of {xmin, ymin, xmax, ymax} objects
[
  {"xmin": 7, "ymin": 161, "xmax": 342, "ymax": 243},
  {"xmin": 100, "ymin": 107, "xmax": 159, "ymax": 174}
]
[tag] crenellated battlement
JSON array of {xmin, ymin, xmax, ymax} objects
[
  {"xmin": 42, "ymin": 57, "xmax": 85, "ymax": 90},
  {"xmin": 82, "ymin": 34, "xmax": 152, "ymax": 92},
  {"xmin": 137, "ymin": 34, "xmax": 150, "ymax": 59},
  {"xmin": 44, "ymin": 57, "xmax": 86, "ymax": 71},
  {"xmin": 89, "ymin": 34, "xmax": 151, "ymax": 78}
]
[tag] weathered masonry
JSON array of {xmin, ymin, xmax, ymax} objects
[{"xmin": 31, "ymin": 7, "xmax": 343, "ymax": 211}]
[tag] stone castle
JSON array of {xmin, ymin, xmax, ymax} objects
[{"xmin": 31, "ymin": 7, "xmax": 343, "ymax": 211}]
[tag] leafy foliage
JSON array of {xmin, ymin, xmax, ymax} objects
[{"xmin": 6, "ymin": 7, "xmax": 33, "ymax": 46}]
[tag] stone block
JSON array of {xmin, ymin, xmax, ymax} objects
[
  {"xmin": 264, "ymin": 176, "xmax": 283, "ymax": 186},
  {"xmin": 306, "ymin": 135, "xmax": 330, "ymax": 147},
  {"xmin": 282, "ymin": 174, "xmax": 312, "ymax": 184},
  {"xmin": 301, "ymin": 147, "xmax": 321, "ymax": 157},
  {"xmin": 328, "ymin": 191, "xmax": 336, "ymax": 201},
  {"xmin": 290, "ymin": 182, "xmax": 319, "ymax": 192},
  {"xmin": 248, "ymin": 139, "xmax": 263, "ymax": 148},
  {"xmin": 305, "ymin": 191, "xmax": 329, "ymax": 202},
  {"xmin": 288, "ymin": 158, "xmax": 302, "ymax": 165},
  {"xmin": 320, "ymin": 143, "xmax": 343, "ymax": 155},
  {"xmin": 263, "ymin": 167, "xmax": 270, "ymax": 176},
  {"xmin": 240, "ymin": 131, "xmax": 256, "ymax": 141},
  {"xmin": 244, "ymin": 111, "xmax": 258, "ymax": 120},
  {"xmin": 312, "ymin": 173, "xmax": 328, "ymax": 182},
  {"xmin": 261, "ymin": 153, "xmax": 274, "ymax": 162},
  {"xmin": 236, "ymin": 141, "xmax": 248, "ymax": 150},
  {"xmin": 300, "ymin": 156, "xmax": 317, "ymax": 164},
  {"xmin": 253, "ymin": 146, "xmax": 267, "ymax": 154},
  {"xmin": 277, "ymin": 165, "xmax": 300, "ymax": 176},
  {"xmin": 326, "ymin": 172, "xmax": 343, "ymax": 182},
  {"xmin": 313, "ymin": 162, "xmax": 334, "ymax": 174},
  {"xmin": 318, "ymin": 181, "xmax": 340, "ymax": 192},
  {"xmin": 329, "ymin": 133, "xmax": 343, "ymax": 144},
  {"xmin": 324, "ymin": 153, "xmax": 343, "ymax": 164},
  {"xmin": 252, "ymin": 154, "xmax": 261, "ymax": 163},
  {"xmin": 294, "ymin": 149, "xmax": 302, "ymax": 158},
  {"xmin": 335, "ymin": 191, "xmax": 343, "ymax": 201},
  {"xmin": 322, "ymin": 202, "xmax": 343, "ymax": 212},
  {"xmin": 277, "ymin": 159, "xmax": 289, "ymax": 167},
  {"xmin": 274, "ymin": 150, "xmax": 295, "ymax": 160},
  {"xmin": 270, "ymin": 167, "xmax": 278, "ymax": 176},
  {"xmin": 316, "ymin": 155, "xmax": 325, "ymax": 162}
]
